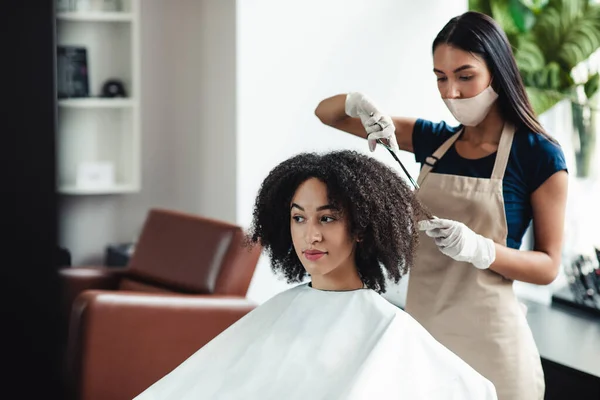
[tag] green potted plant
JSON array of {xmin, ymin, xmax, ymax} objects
[{"xmin": 469, "ymin": 0, "xmax": 600, "ymax": 177}]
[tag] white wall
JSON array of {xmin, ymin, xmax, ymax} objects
[
  {"xmin": 237, "ymin": 0, "xmax": 468, "ymax": 304},
  {"xmin": 60, "ymin": 0, "xmax": 237, "ymax": 264}
]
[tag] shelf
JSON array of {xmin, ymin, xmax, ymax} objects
[
  {"xmin": 58, "ymin": 98, "xmax": 134, "ymax": 109},
  {"xmin": 59, "ymin": 183, "xmax": 139, "ymax": 195},
  {"xmin": 57, "ymin": 12, "xmax": 133, "ymax": 22},
  {"xmin": 56, "ymin": 0, "xmax": 140, "ymax": 198}
]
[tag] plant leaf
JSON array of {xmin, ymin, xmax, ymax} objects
[
  {"xmin": 584, "ymin": 72, "xmax": 600, "ymax": 99},
  {"xmin": 509, "ymin": 0, "xmax": 536, "ymax": 32},
  {"xmin": 469, "ymin": 0, "xmax": 494, "ymax": 15},
  {"xmin": 520, "ymin": 62, "xmax": 574, "ymax": 90},
  {"xmin": 514, "ymin": 35, "xmax": 546, "ymax": 69},
  {"xmin": 533, "ymin": 0, "xmax": 600, "ymax": 72},
  {"xmin": 490, "ymin": 0, "xmax": 521, "ymax": 36},
  {"xmin": 519, "ymin": 0, "xmax": 550, "ymax": 14},
  {"xmin": 526, "ymin": 86, "xmax": 568, "ymax": 115}
]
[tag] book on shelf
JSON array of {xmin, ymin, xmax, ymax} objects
[{"xmin": 57, "ymin": 45, "xmax": 90, "ymax": 99}]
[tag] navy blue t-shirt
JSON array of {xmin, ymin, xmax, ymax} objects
[{"xmin": 412, "ymin": 119, "xmax": 568, "ymax": 249}]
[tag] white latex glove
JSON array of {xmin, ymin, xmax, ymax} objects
[
  {"xmin": 418, "ymin": 218, "xmax": 496, "ymax": 270},
  {"xmin": 345, "ymin": 92, "xmax": 398, "ymax": 152}
]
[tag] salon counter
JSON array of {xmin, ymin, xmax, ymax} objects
[{"xmin": 520, "ymin": 298, "xmax": 600, "ymax": 399}]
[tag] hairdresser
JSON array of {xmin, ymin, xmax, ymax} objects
[{"xmin": 314, "ymin": 11, "xmax": 567, "ymax": 400}]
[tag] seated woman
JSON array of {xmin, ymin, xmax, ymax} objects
[{"xmin": 134, "ymin": 150, "xmax": 497, "ymax": 400}]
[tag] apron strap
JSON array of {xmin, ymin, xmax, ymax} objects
[
  {"xmin": 491, "ymin": 123, "xmax": 515, "ymax": 180},
  {"xmin": 417, "ymin": 124, "xmax": 516, "ymax": 186},
  {"xmin": 417, "ymin": 130, "xmax": 462, "ymax": 186}
]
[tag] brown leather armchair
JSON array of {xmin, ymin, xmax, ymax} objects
[{"xmin": 59, "ymin": 209, "xmax": 262, "ymax": 400}]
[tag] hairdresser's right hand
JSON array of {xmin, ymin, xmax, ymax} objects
[{"xmin": 345, "ymin": 92, "xmax": 398, "ymax": 153}]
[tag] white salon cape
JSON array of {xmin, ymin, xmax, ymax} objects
[{"xmin": 134, "ymin": 283, "xmax": 497, "ymax": 400}]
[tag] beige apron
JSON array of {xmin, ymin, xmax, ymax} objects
[{"xmin": 406, "ymin": 123, "xmax": 545, "ymax": 400}]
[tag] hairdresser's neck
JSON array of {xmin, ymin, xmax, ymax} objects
[{"xmin": 462, "ymin": 104, "xmax": 505, "ymax": 145}]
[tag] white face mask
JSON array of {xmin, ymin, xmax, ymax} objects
[{"xmin": 443, "ymin": 84, "xmax": 498, "ymax": 126}]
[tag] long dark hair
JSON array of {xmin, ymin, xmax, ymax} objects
[{"xmin": 433, "ymin": 11, "xmax": 557, "ymax": 143}]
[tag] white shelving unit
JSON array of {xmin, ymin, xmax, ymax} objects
[
  {"xmin": 57, "ymin": 11, "xmax": 134, "ymax": 22},
  {"xmin": 58, "ymin": 98, "xmax": 135, "ymax": 108},
  {"xmin": 56, "ymin": 0, "xmax": 141, "ymax": 195},
  {"xmin": 60, "ymin": 183, "xmax": 139, "ymax": 195}
]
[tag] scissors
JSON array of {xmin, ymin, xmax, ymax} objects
[{"xmin": 368, "ymin": 112, "xmax": 419, "ymax": 190}]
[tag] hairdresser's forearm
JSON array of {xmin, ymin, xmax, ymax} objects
[
  {"xmin": 315, "ymin": 94, "xmax": 370, "ymax": 139},
  {"xmin": 315, "ymin": 94, "xmax": 351, "ymax": 125},
  {"xmin": 489, "ymin": 243, "xmax": 560, "ymax": 285}
]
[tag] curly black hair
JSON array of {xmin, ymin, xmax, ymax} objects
[{"xmin": 246, "ymin": 150, "xmax": 432, "ymax": 293}]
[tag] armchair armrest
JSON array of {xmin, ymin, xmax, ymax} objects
[
  {"xmin": 59, "ymin": 267, "xmax": 126, "ymax": 322},
  {"xmin": 67, "ymin": 290, "xmax": 256, "ymax": 400}
]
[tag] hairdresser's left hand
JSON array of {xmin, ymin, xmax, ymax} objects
[{"xmin": 418, "ymin": 218, "xmax": 496, "ymax": 269}]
